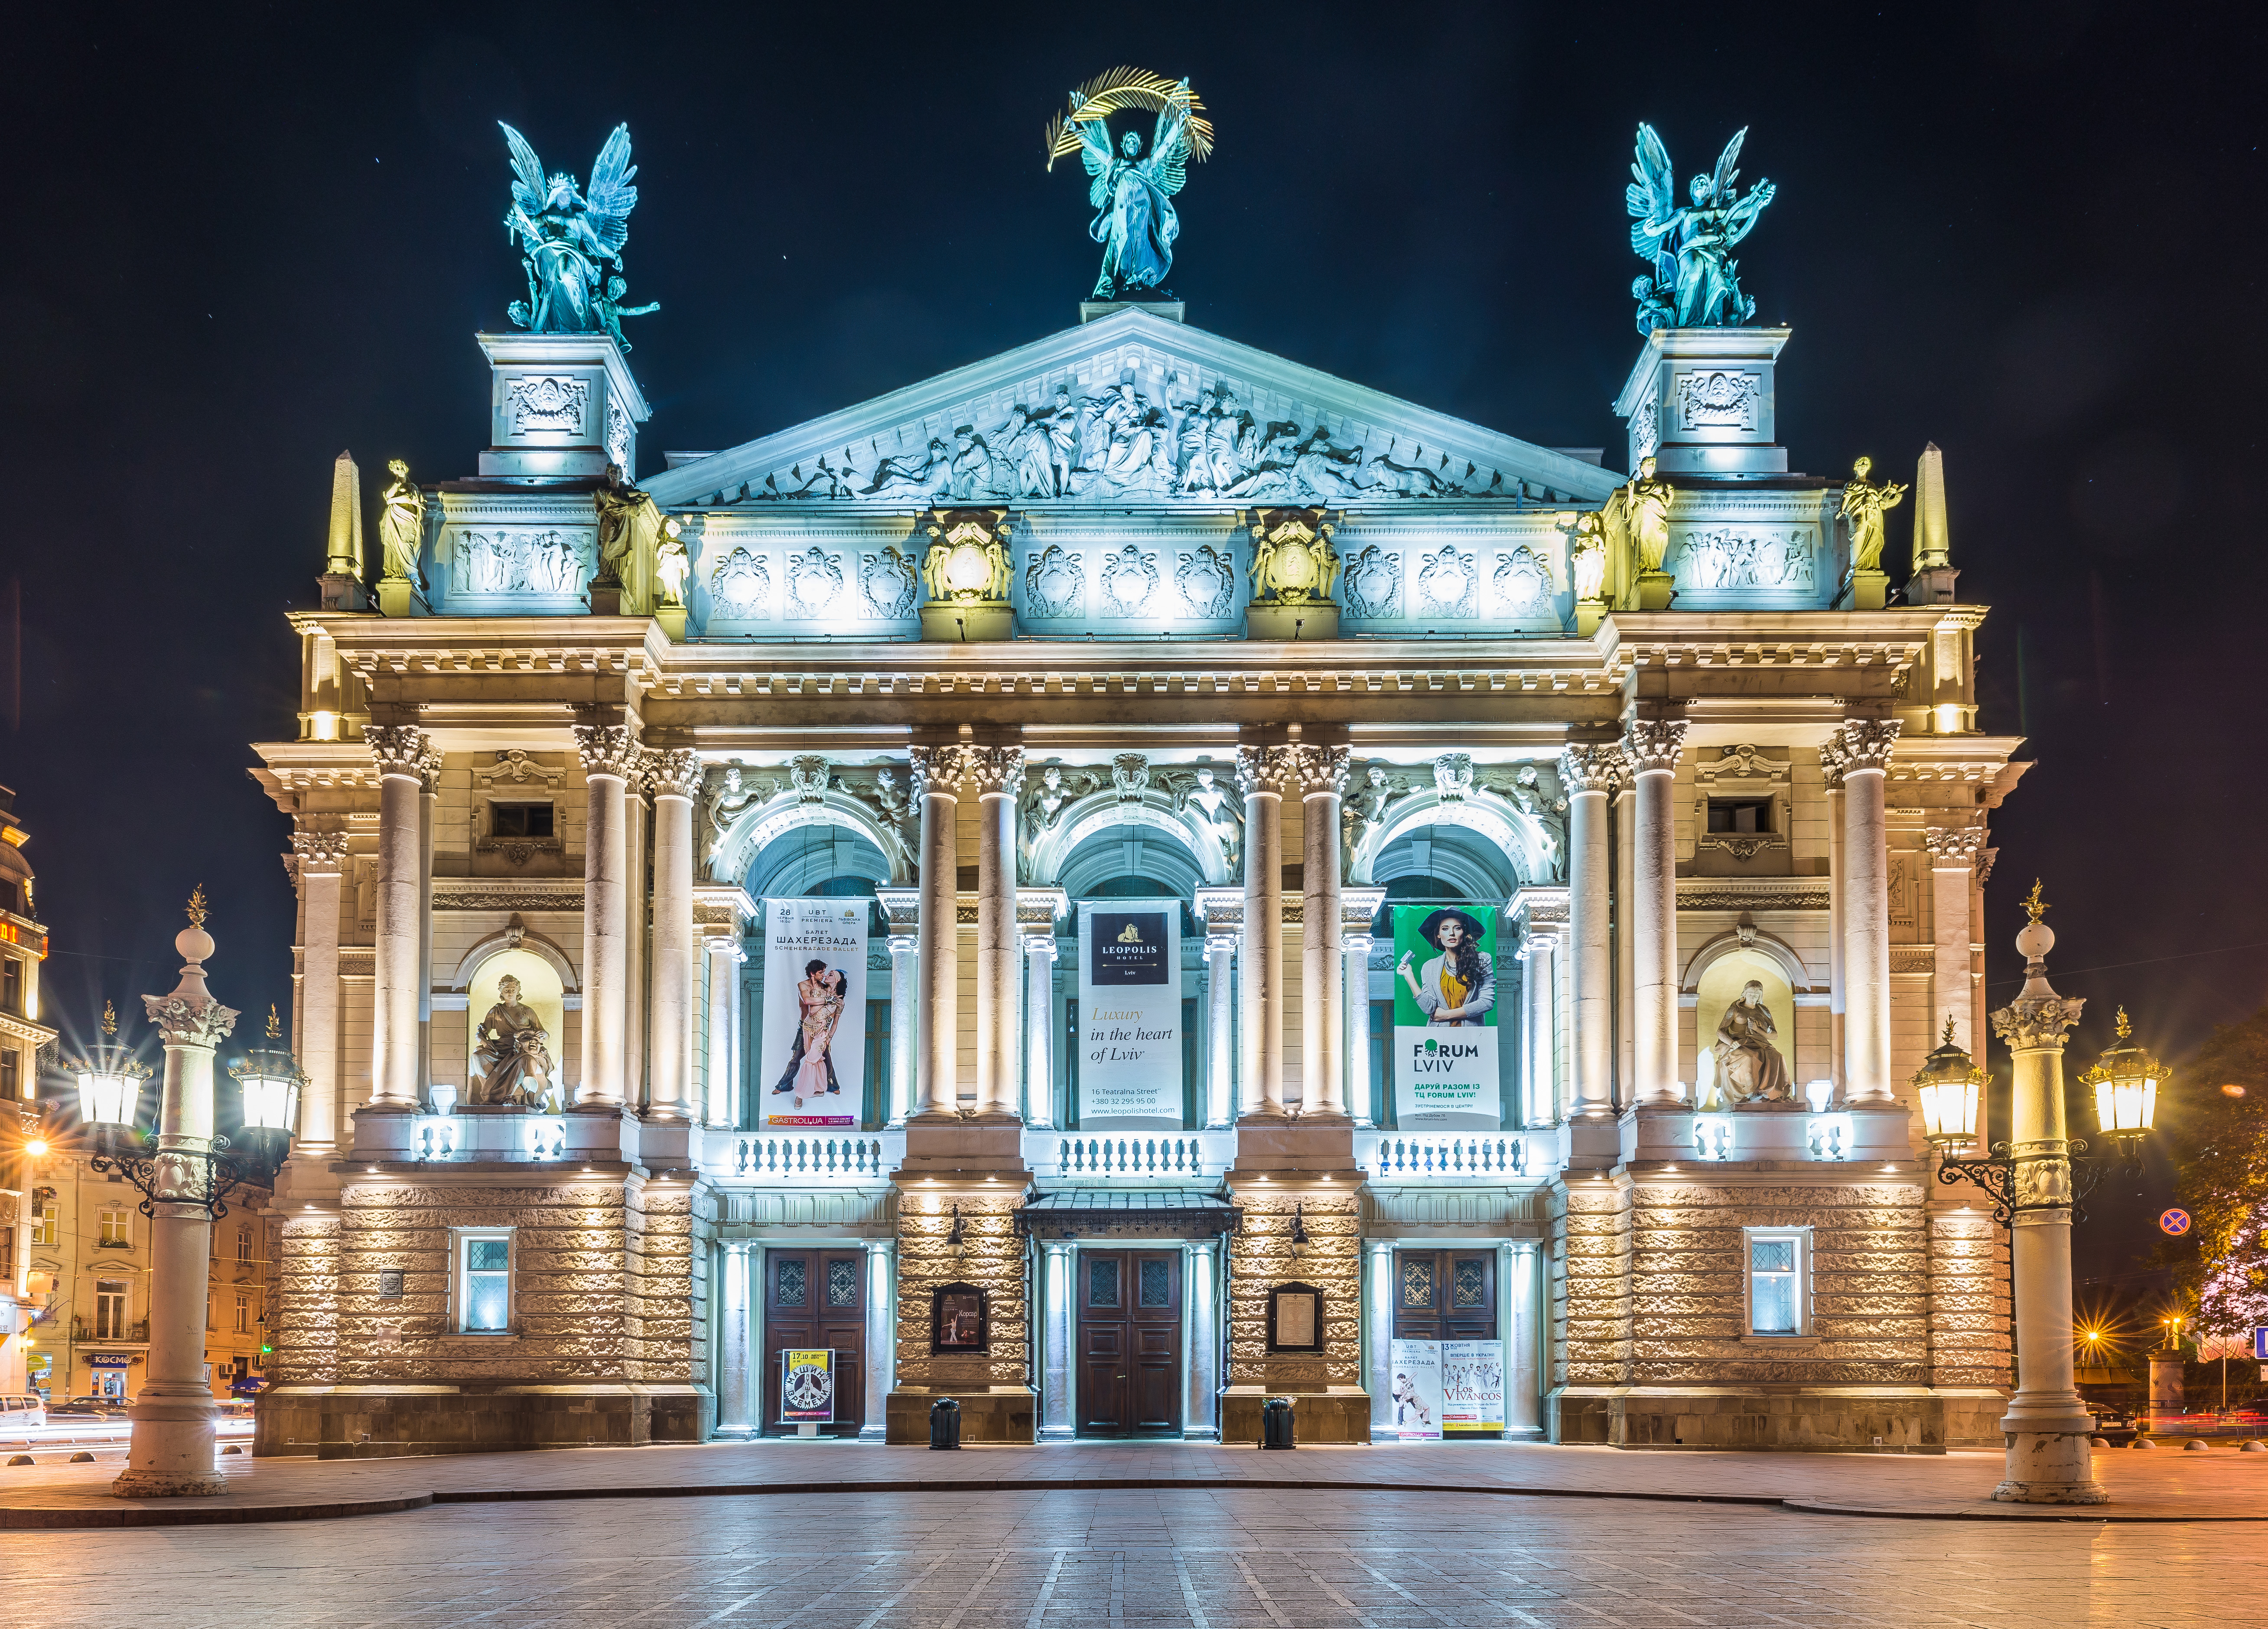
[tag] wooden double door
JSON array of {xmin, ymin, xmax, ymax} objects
[
  {"xmin": 1393, "ymin": 1248, "xmax": 1501, "ymax": 1439},
  {"xmin": 761, "ymin": 1248, "xmax": 864, "ymax": 1437},
  {"xmin": 1076, "ymin": 1248, "xmax": 1182, "ymax": 1437}
]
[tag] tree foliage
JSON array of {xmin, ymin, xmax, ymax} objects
[{"xmin": 2171, "ymin": 1004, "xmax": 2268, "ymax": 1336}]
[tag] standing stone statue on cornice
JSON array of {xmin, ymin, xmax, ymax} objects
[
  {"xmin": 592, "ymin": 461, "xmax": 660, "ymax": 589},
  {"xmin": 1627, "ymin": 124, "xmax": 1775, "ymax": 329},
  {"xmin": 1840, "ymin": 456, "xmax": 1909, "ymax": 573},
  {"xmin": 1046, "ymin": 70, "xmax": 1214, "ymax": 301},
  {"xmin": 499, "ymin": 122, "xmax": 656, "ymax": 342},
  {"xmin": 377, "ymin": 459, "xmax": 426, "ymax": 587}
]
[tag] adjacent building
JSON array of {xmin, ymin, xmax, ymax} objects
[
  {"xmin": 249, "ymin": 281, "xmax": 2020, "ymax": 1456},
  {"xmin": 3, "ymin": 784, "xmax": 56, "ymax": 1398}
]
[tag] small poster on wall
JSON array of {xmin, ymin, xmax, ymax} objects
[
  {"xmin": 761, "ymin": 897, "xmax": 868, "ymax": 1127},
  {"xmin": 1388, "ymin": 1339, "xmax": 1444, "ymax": 1440},
  {"xmin": 1075, "ymin": 903, "xmax": 1182, "ymax": 1129},
  {"xmin": 1391, "ymin": 905, "xmax": 1502, "ymax": 1129},
  {"xmin": 932, "ymin": 1283, "xmax": 989, "ymax": 1352},
  {"xmin": 780, "ymin": 1348, "xmax": 836, "ymax": 1424},
  {"xmin": 1440, "ymin": 1339, "xmax": 1505, "ymax": 1434}
]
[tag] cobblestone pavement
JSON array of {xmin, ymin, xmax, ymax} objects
[{"xmin": 5, "ymin": 1485, "xmax": 2255, "ymax": 1629}]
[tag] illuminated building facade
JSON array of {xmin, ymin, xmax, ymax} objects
[{"xmin": 250, "ymin": 305, "xmax": 2020, "ymax": 1456}]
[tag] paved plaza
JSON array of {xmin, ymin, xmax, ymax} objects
[{"xmin": 5, "ymin": 1441, "xmax": 2267, "ymax": 1625}]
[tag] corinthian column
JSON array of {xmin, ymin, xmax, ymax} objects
[
  {"xmin": 1023, "ymin": 928, "xmax": 1058, "ymax": 1127},
  {"xmin": 1989, "ymin": 897, "xmax": 2101, "ymax": 1503},
  {"xmin": 1204, "ymin": 931, "xmax": 1236, "ymax": 1128},
  {"xmin": 574, "ymin": 716, "xmax": 640, "ymax": 1108},
  {"xmin": 114, "ymin": 899, "xmax": 239, "ymax": 1499},
  {"xmin": 288, "ymin": 831, "xmax": 351, "ymax": 1158},
  {"xmin": 646, "ymin": 749, "xmax": 702, "ymax": 1121},
  {"xmin": 1623, "ymin": 720, "xmax": 1687, "ymax": 1104},
  {"xmin": 366, "ymin": 723, "xmax": 425, "ymax": 1108},
  {"xmin": 1822, "ymin": 739, "xmax": 1848, "ymax": 1091},
  {"xmin": 1556, "ymin": 744, "xmax": 1625, "ymax": 1120},
  {"xmin": 1924, "ymin": 825, "xmax": 1986, "ymax": 1055},
  {"xmin": 417, "ymin": 745, "xmax": 441, "ymax": 1097},
  {"xmin": 1235, "ymin": 744, "xmax": 1289, "ymax": 1118},
  {"xmin": 1836, "ymin": 719, "xmax": 1901, "ymax": 1101},
  {"xmin": 1289, "ymin": 743, "xmax": 1351, "ymax": 1119},
  {"xmin": 908, "ymin": 745, "xmax": 967, "ymax": 1117},
  {"xmin": 969, "ymin": 745, "xmax": 1026, "ymax": 1120}
]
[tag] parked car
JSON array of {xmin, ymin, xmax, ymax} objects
[
  {"xmin": 45, "ymin": 1396, "xmax": 130, "ymax": 1420},
  {"xmin": 2091, "ymin": 1409, "xmax": 2139, "ymax": 1446},
  {"xmin": 217, "ymin": 1398, "xmax": 256, "ymax": 1417},
  {"xmin": 0, "ymin": 1394, "xmax": 46, "ymax": 1429}
]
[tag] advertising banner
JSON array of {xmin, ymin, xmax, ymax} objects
[
  {"xmin": 1076, "ymin": 902, "xmax": 1181, "ymax": 1129},
  {"xmin": 1388, "ymin": 1338, "xmax": 1443, "ymax": 1440},
  {"xmin": 760, "ymin": 897, "xmax": 868, "ymax": 1127},
  {"xmin": 1390, "ymin": 904, "xmax": 1502, "ymax": 1129},
  {"xmin": 779, "ymin": 1348, "xmax": 836, "ymax": 1423},
  {"xmin": 1441, "ymin": 1339, "xmax": 1505, "ymax": 1434}
]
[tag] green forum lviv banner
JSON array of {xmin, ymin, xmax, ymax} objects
[{"xmin": 1391, "ymin": 904, "xmax": 1502, "ymax": 1129}]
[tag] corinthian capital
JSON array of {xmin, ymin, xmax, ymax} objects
[
  {"xmin": 908, "ymin": 743, "xmax": 972, "ymax": 797},
  {"xmin": 1923, "ymin": 825, "xmax": 1987, "ymax": 865},
  {"xmin": 644, "ymin": 747, "xmax": 703, "ymax": 801},
  {"xmin": 1620, "ymin": 719, "xmax": 1689, "ymax": 775},
  {"xmin": 366, "ymin": 723, "xmax": 426, "ymax": 775},
  {"xmin": 1233, "ymin": 743, "xmax": 1295, "ymax": 797},
  {"xmin": 1819, "ymin": 735, "xmax": 1850, "ymax": 791},
  {"xmin": 142, "ymin": 991, "xmax": 240, "ymax": 1049},
  {"xmin": 290, "ymin": 830, "xmax": 352, "ymax": 874},
  {"xmin": 573, "ymin": 723, "xmax": 641, "ymax": 780},
  {"xmin": 417, "ymin": 743, "xmax": 445, "ymax": 795},
  {"xmin": 1991, "ymin": 994, "xmax": 2086, "ymax": 1052},
  {"xmin": 1284, "ymin": 743, "xmax": 1352, "ymax": 798},
  {"xmin": 1555, "ymin": 743, "xmax": 1627, "ymax": 796},
  {"xmin": 966, "ymin": 745, "xmax": 1027, "ymax": 796},
  {"xmin": 1834, "ymin": 718, "xmax": 1901, "ymax": 774}
]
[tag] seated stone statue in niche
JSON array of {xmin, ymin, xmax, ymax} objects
[
  {"xmin": 470, "ymin": 974, "xmax": 553, "ymax": 1106},
  {"xmin": 1714, "ymin": 979, "xmax": 1792, "ymax": 1104}
]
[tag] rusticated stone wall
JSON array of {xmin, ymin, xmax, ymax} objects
[
  {"xmin": 623, "ymin": 1176, "xmax": 710, "ymax": 1384},
  {"xmin": 891, "ymin": 1184, "xmax": 1028, "ymax": 1388},
  {"xmin": 1626, "ymin": 1178, "xmax": 1929, "ymax": 1385},
  {"xmin": 336, "ymin": 1176, "xmax": 631, "ymax": 1381},
  {"xmin": 1927, "ymin": 1205, "xmax": 2010, "ymax": 1389},
  {"xmin": 1223, "ymin": 1185, "xmax": 1361, "ymax": 1389},
  {"xmin": 1551, "ymin": 1177, "xmax": 1633, "ymax": 1388},
  {"xmin": 273, "ymin": 1212, "xmax": 340, "ymax": 1385}
]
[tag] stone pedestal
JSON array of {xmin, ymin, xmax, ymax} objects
[
  {"xmin": 1840, "ymin": 569, "xmax": 1889, "ymax": 611},
  {"xmin": 375, "ymin": 578, "xmax": 428, "ymax": 618},
  {"xmin": 1245, "ymin": 602, "xmax": 1339, "ymax": 641},
  {"xmin": 653, "ymin": 603, "xmax": 688, "ymax": 641},
  {"xmin": 919, "ymin": 601, "xmax": 1013, "ymax": 642},
  {"xmin": 1633, "ymin": 571, "xmax": 1675, "ymax": 611},
  {"xmin": 1574, "ymin": 598, "xmax": 1607, "ymax": 636},
  {"xmin": 587, "ymin": 583, "xmax": 623, "ymax": 616}
]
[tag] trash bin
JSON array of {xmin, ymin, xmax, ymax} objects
[
  {"xmin": 1260, "ymin": 1396, "xmax": 1296, "ymax": 1450},
  {"xmin": 929, "ymin": 1396, "xmax": 961, "ymax": 1450}
]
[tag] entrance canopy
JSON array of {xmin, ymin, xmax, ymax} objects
[{"xmin": 1016, "ymin": 1188, "xmax": 1242, "ymax": 1239}]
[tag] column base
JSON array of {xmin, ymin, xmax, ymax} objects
[
  {"xmin": 111, "ymin": 1471, "xmax": 228, "ymax": 1499},
  {"xmin": 1995, "ymin": 1430, "xmax": 2109, "ymax": 1503}
]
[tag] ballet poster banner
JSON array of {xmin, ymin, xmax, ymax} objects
[
  {"xmin": 761, "ymin": 897, "xmax": 867, "ymax": 1127},
  {"xmin": 1076, "ymin": 903, "xmax": 1182, "ymax": 1130}
]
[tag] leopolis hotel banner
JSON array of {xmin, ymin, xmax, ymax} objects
[
  {"xmin": 1076, "ymin": 902, "xmax": 1181, "ymax": 1130},
  {"xmin": 1390, "ymin": 904, "xmax": 1501, "ymax": 1129},
  {"xmin": 760, "ymin": 897, "xmax": 868, "ymax": 1127}
]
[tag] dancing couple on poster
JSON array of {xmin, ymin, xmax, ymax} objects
[{"xmin": 770, "ymin": 957, "xmax": 846, "ymax": 1108}]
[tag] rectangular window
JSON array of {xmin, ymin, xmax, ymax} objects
[
  {"xmin": 233, "ymin": 1296, "xmax": 250, "ymax": 1334},
  {"xmin": 236, "ymin": 1228, "xmax": 253, "ymax": 1262},
  {"xmin": 1, "ymin": 956, "xmax": 20, "ymax": 1016},
  {"xmin": 31, "ymin": 1204, "xmax": 55, "ymax": 1246},
  {"xmin": 1, "ymin": 1045, "xmax": 18, "ymax": 1101},
  {"xmin": 490, "ymin": 802, "xmax": 554, "ymax": 839},
  {"xmin": 862, "ymin": 998, "xmax": 890, "ymax": 1129},
  {"xmin": 1746, "ymin": 1229, "xmax": 1809, "ymax": 1336},
  {"xmin": 98, "ymin": 1209, "xmax": 129, "ymax": 1247},
  {"xmin": 1707, "ymin": 798, "xmax": 1773, "ymax": 835},
  {"xmin": 458, "ymin": 1232, "xmax": 513, "ymax": 1333},
  {"xmin": 94, "ymin": 1280, "xmax": 128, "ymax": 1339}
]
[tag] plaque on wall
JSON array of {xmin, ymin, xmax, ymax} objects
[
  {"xmin": 1267, "ymin": 1281, "xmax": 1324, "ymax": 1353},
  {"xmin": 377, "ymin": 1269, "xmax": 404, "ymax": 1300},
  {"xmin": 931, "ymin": 1282, "xmax": 989, "ymax": 1354}
]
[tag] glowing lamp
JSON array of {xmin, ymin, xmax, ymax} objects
[
  {"xmin": 229, "ymin": 1007, "xmax": 305, "ymax": 1145},
  {"xmin": 2080, "ymin": 1007, "xmax": 2161, "ymax": 1148},
  {"xmin": 70, "ymin": 1001, "xmax": 151, "ymax": 1134},
  {"xmin": 1910, "ymin": 1017, "xmax": 1984, "ymax": 1150}
]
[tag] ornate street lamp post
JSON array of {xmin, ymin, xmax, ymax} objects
[{"xmin": 109, "ymin": 889, "xmax": 241, "ymax": 1499}]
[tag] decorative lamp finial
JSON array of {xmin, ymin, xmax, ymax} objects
[
  {"xmin": 1941, "ymin": 1014, "xmax": 1958, "ymax": 1047},
  {"xmin": 186, "ymin": 885, "xmax": 209, "ymax": 929},
  {"xmin": 2115, "ymin": 1006, "xmax": 2132, "ymax": 1041},
  {"xmin": 2021, "ymin": 879, "xmax": 2048, "ymax": 924},
  {"xmin": 267, "ymin": 1004, "xmax": 283, "ymax": 1041},
  {"xmin": 101, "ymin": 999, "xmax": 117, "ymax": 1038}
]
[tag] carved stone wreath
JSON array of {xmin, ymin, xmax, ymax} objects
[
  {"xmin": 860, "ymin": 546, "xmax": 917, "ymax": 619},
  {"xmin": 1024, "ymin": 544, "xmax": 1085, "ymax": 619},
  {"xmin": 786, "ymin": 546, "xmax": 844, "ymax": 618},
  {"xmin": 1416, "ymin": 545, "xmax": 1477, "ymax": 618},
  {"xmin": 1099, "ymin": 543, "xmax": 1160, "ymax": 617},
  {"xmin": 708, "ymin": 547, "xmax": 771, "ymax": 619},
  {"xmin": 1344, "ymin": 544, "xmax": 1400, "ymax": 619},
  {"xmin": 1175, "ymin": 544, "xmax": 1235, "ymax": 617}
]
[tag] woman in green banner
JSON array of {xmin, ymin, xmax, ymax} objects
[{"xmin": 1397, "ymin": 908, "xmax": 1495, "ymax": 1026}]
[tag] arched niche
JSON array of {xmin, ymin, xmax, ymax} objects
[
  {"xmin": 462, "ymin": 947, "xmax": 567, "ymax": 1096},
  {"xmin": 450, "ymin": 923, "xmax": 579, "ymax": 996},
  {"xmin": 1694, "ymin": 947, "xmax": 1796, "ymax": 1106},
  {"xmin": 1351, "ymin": 789, "xmax": 1550, "ymax": 892},
  {"xmin": 1051, "ymin": 808, "xmax": 1217, "ymax": 899},
  {"xmin": 712, "ymin": 789, "xmax": 911, "ymax": 888},
  {"xmin": 1368, "ymin": 818, "xmax": 1524, "ymax": 907},
  {"xmin": 1681, "ymin": 929, "xmax": 1811, "ymax": 995},
  {"xmin": 746, "ymin": 823, "xmax": 893, "ymax": 902}
]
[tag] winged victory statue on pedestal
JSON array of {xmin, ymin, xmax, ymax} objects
[
  {"xmin": 1626, "ymin": 124, "xmax": 1776, "ymax": 332},
  {"xmin": 1046, "ymin": 69, "xmax": 1214, "ymax": 302},
  {"xmin": 499, "ymin": 121, "xmax": 658, "ymax": 348}
]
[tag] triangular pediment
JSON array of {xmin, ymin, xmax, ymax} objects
[{"xmin": 642, "ymin": 309, "xmax": 1621, "ymax": 512}]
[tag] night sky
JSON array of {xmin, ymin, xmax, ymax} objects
[{"xmin": 7, "ymin": 3, "xmax": 2261, "ymax": 1295}]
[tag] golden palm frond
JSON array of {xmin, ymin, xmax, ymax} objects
[{"xmin": 1045, "ymin": 67, "xmax": 1214, "ymax": 170}]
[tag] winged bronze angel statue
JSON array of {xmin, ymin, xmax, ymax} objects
[
  {"xmin": 1046, "ymin": 70, "xmax": 1214, "ymax": 301},
  {"xmin": 1627, "ymin": 124, "xmax": 1776, "ymax": 332},
  {"xmin": 500, "ymin": 121, "xmax": 658, "ymax": 346}
]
